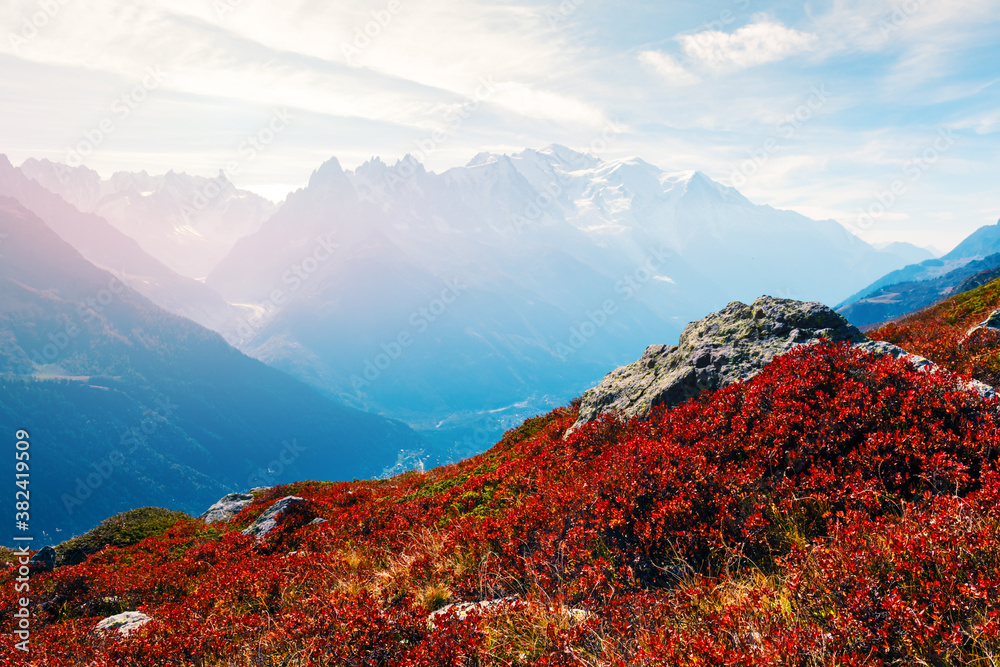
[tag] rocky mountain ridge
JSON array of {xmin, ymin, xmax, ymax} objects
[{"xmin": 18, "ymin": 158, "xmax": 276, "ymax": 279}]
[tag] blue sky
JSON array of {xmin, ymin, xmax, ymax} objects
[{"xmin": 1, "ymin": 0, "xmax": 998, "ymax": 251}]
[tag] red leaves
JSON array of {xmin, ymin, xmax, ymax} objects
[
  {"xmin": 871, "ymin": 277, "xmax": 1000, "ymax": 388},
  {"xmin": 785, "ymin": 495, "xmax": 1000, "ymax": 664},
  {"xmin": 1, "ymin": 343, "xmax": 999, "ymax": 663}
]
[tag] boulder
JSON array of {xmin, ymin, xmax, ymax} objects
[
  {"xmin": 241, "ymin": 496, "xmax": 314, "ymax": 540},
  {"xmin": 199, "ymin": 493, "xmax": 254, "ymax": 524},
  {"xmin": 570, "ymin": 297, "xmax": 865, "ymax": 432},
  {"xmin": 982, "ymin": 308, "xmax": 1000, "ymax": 330},
  {"xmin": 571, "ymin": 297, "xmax": 999, "ymax": 435},
  {"xmin": 426, "ymin": 598, "xmax": 590, "ymax": 630},
  {"xmin": 427, "ymin": 598, "xmax": 523, "ymax": 630},
  {"xmin": 95, "ymin": 611, "xmax": 152, "ymax": 636},
  {"xmin": 29, "ymin": 546, "xmax": 56, "ymax": 572},
  {"xmin": 963, "ymin": 308, "xmax": 1000, "ymax": 342}
]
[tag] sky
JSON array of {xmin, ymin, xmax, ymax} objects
[{"xmin": 1, "ymin": 0, "xmax": 998, "ymax": 253}]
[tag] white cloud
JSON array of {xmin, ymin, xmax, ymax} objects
[
  {"xmin": 638, "ymin": 51, "xmax": 700, "ymax": 85},
  {"xmin": 955, "ymin": 109, "xmax": 1000, "ymax": 135},
  {"xmin": 0, "ymin": 0, "xmax": 603, "ymax": 130},
  {"xmin": 679, "ymin": 19, "xmax": 817, "ymax": 72},
  {"xmin": 487, "ymin": 82, "xmax": 608, "ymax": 127},
  {"xmin": 2, "ymin": 0, "xmax": 998, "ymax": 254},
  {"xmin": 809, "ymin": 0, "xmax": 1000, "ymax": 87}
]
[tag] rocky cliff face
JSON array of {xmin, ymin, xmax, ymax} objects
[{"xmin": 570, "ymin": 297, "xmax": 866, "ymax": 432}]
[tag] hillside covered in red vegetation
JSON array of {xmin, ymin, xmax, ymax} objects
[
  {"xmin": 871, "ymin": 274, "xmax": 1000, "ymax": 388},
  {"xmin": 3, "ymin": 333, "xmax": 999, "ymax": 665}
]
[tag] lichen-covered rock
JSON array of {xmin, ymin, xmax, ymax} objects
[
  {"xmin": 570, "ymin": 297, "xmax": 865, "ymax": 432},
  {"xmin": 95, "ymin": 611, "xmax": 152, "ymax": 636},
  {"xmin": 199, "ymin": 493, "xmax": 254, "ymax": 524},
  {"xmin": 241, "ymin": 496, "xmax": 314, "ymax": 540}
]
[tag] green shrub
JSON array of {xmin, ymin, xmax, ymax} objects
[{"xmin": 55, "ymin": 507, "xmax": 191, "ymax": 567}]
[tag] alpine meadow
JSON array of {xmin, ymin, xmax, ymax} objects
[{"xmin": 1, "ymin": 1, "xmax": 999, "ymax": 665}]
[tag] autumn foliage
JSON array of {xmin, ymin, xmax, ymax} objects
[
  {"xmin": 3, "ymin": 339, "xmax": 1000, "ymax": 665},
  {"xmin": 871, "ymin": 273, "xmax": 1000, "ymax": 386}
]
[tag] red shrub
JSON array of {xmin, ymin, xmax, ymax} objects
[{"xmin": 2, "ymin": 342, "xmax": 999, "ymax": 665}]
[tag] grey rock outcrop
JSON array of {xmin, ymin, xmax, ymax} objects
[
  {"xmin": 570, "ymin": 297, "xmax": 865, "ymax": 432},
  {"xmin": 241, "ymin": 496, "xmax": 313, "ymax": 540},
  {"xmin": 95, "ymin": 611, "xmax": 152, "ymax": 636},
  {"xmin": 571, "ymin": 297, "xmax": 999, "ymax": 434},
  {"xmin": 982, "ymin": 309, "xmax": 1000, "ymax": 330},
  {"xmin": 29, "ymin": 546, "xmax": 56, "ymax": 572},
  {"xmin": 199, "ymin": 493, "xmax": 255, "ymax": 524},
  {"xmin": 853, "ymin": 340, "xmax": 935, "ymax": 371},
  {"xmin": 964, "ymin": 308, "xmax": 1000, "ymax": 340},
  {"xmin": 959, "ymin": 309, "xmax": 1000, "ymax": 347}
]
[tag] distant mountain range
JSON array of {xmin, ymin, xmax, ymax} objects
[
  {"xmin": 0, "ymin": 145, "xmax": 959, "ymax": 489},
  {"xmin": 0, "ymin": 197, "xmax": 422, "ymax": 541},
  {"xmin": 871, "ymin": 240, "xmax": 938, "ymax": 266},
  {"xmin": 0, "ymin": 156, "xmax": 238, "ymax": 333},
  {"xmin": 19, "ymin": 159, "xmax": 275, "ymax": 280},
  {"xmin": 0, "ymin": 146, "xmax": 1000, "ymax": 533},
  {"xmin": 205, "ymin": 146, "xmax": 932, "ymax": 430},
  {"xmin": 838, "ymin": 219, "xmax": 1000, "ymax": 327}
]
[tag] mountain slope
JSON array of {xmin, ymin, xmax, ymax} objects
[
  {"xmin": 0, "ymin": 197, "xmax": 423, "ymax": 540},
  {"xmin": 837, "ymin": 252, "xmax": 1000, "ymax": 327},
  {"xmin": 206, "ymin": 146, "xmax": 917, "ymax": 439},
  {"xmin": 3, "ymin": 324, "xmax": 997, "ymax": 663},
  {"xmin": 210, "ymin": 153, "xmax": 711, "ymax": 437},
  {"xmin": 0, "ymin": 155, "xmax": 238, "ymax": 332},
  {"xmin": 837, "ymin": 219, "xmax": 1000, "ymax": 325},
  {"xmin": 19, "ymin": 158, "xmax": 276, "ymax": 280},
  {"xmin": 943, "ymin": 218, "xmax": 1000, "ymax": 260},
  {"xmin": 869, "ymin": 271, "xmax": 1000, "ymax": 387}
]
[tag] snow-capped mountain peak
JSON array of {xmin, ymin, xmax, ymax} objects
[
  {"xmin": 308, "ymin": 156, "xmax": 350, "ymax": 189},
  {"xmin": 466, "ymin": 151, "xmax": 499, "ymax": 167}
]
